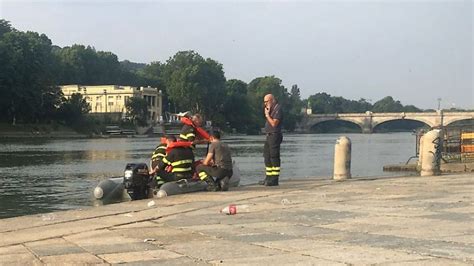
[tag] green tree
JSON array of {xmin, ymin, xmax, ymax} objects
[
  {"xmin": 247, "ymin": 76, "xmax": 288, "ymax": 108},
  {"xmin": 307, "ymin": 93, "xmax": 375, "ymax": 114},
  {"xmin": 39, "ymin": 86, "xmax": 64, "ymax": 122},
  {"xmin": 137, "ymin": 61, "xmax": 163, "ymax": 88},
  {"xmin": 125, "ymin": 96, "xmax": 149, "ymax": 126},
  {"xmin": 356, "ymin": 98, "xmax": 373, "ymax": 112},
  {"xmin": 402, "ymin": 105, "xmax": 421, "ymax": 112},
  {"xmin": 286, "ymin": 84, "xmax": 304, "ymax": 130},
  {"xmin": 307, "ymin": 92, "xmax": 336, "ymax": 113},
  {"xmin": 0, "ymin": 29, "xmax": 57, "ymax": 123},
  {"xmin": 54, "ymin": 45, "xmax": 123, "ymax": 85},
  {"xmin": 247, "ymin": 76, "xmax": 302, "ymax": 131},
  {"xmin": 372, "ymin": 96, "xmax": 404, "ymax": 112},
  {"xmin": 57, "ymin": 93, "xmax": 91, "ymax": 125},
  {"xmin": 223, "ymin": 79, "xmax": 254, "ymax": 133},
  {"xmin": 0, "ymin": 19, "xmax": 14, "ymax": 37},
  {"xmin": 120, "ymin": 60, "xmax": 147, "ymax": 72},
  {"xmin": 162, "ymin": 51, "xmax": 226, "ymax": 123}
]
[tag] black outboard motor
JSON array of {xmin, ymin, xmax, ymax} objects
[{"xmin": 123, "ymin": 163, "xmax": 150, "ymax": 200}]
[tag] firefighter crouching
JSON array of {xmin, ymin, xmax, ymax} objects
[
  {"xmin": 150, "ymin": 137, "xmax": 195, "ymax": 185},
  {"xmin": 149, "ymin": 135, "xmax": 175, "ymax": 189}
]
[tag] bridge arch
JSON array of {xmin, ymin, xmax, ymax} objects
[
  {"xmin": 372, "ymin": 118, "xmax": 430, "ymax": 133},
  {"xmin": 309, "ymin": 119, "xmax": 362, "ymax": 133},
  {"xmin": 444, "ymin": 117, "xmax": 474, "ymax": 127},
  {"xmin": 372, "ymin": 116, "xmax": 435, "ymax": 129}
]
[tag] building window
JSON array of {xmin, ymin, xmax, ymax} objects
[
  {"xmin": 108, "ymin": 102, "xmax": 114, "ymax": 106},
  {"xmin": 108, "ymin": 96, "xmax": 114, "ymax": 99},
  {"xmin": 116, "ymin": 96, "xmax": 121, "ymax": 100}
]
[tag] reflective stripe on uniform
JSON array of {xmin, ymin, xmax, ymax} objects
[
  {"xmin": 152, "ymin": 145, "xmax": 166, "ymax": 159},
  {"xmin": 152, "ymin": 153, "xmax": 165, "ymax": 159},
  {"xmin": 162, "ymin": 157, "xmax": 171, "ymax": 164},
  {"xmin": 171, "ymin": 159, "xmax": 193, "ymax": 166},
  {"xmin": 266, "ymin": 166, "xmax": 272, "ymax": 176},
  {"xmin": 272, "ymin": 166, "xmax": 280, "ymax": 176},
  {"xmin": 199, "ymin": 171, "xmax": 208, "ymax": 180},
  {"xmin": 156, "ymin": 176, "xmax": 165, "ymax": 185},
  {"xmin": 179, "ymin": 133, "xmax": 196, "ymax": 140},
  {"xmin": 272, "ymin": 166, "xmax": 280, "ymax": 175},
  {"xmin": 172, "ymin": 167, "xmax": 192, "ymax": 173},
  {"xmin": 266, "ymin": 166, "xmax": 280, "ymax": 176}
]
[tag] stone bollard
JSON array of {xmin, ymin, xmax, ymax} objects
[
  {"xmin": 417, "ymin": 134, "xmax": 424, "ymax": 172},
  {"xmin": 334, "ymin": 136, "xmax": 351, "ymax": 180},
  {"xmin": 420, "ymin": 129, "xmax": 442, "ymax": 176}
]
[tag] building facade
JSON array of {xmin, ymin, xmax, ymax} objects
[{"xmin": 60, "ymin": 85, "xmax": 163, "ymax": 123}]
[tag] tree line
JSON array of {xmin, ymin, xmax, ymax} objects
[{"xmin": 1, "ymin": 19, "xmax": 466, "ymax": 134}]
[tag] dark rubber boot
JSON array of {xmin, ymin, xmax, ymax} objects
[
  {"xmin": 205, "ymin": 178, "xmax": 218, "ymax": 192},
  {"xmin": 265, "ymin": 176, "xmax": 279, "ymax": 186},
  {"xmin": 258, "ymin": 177, "xmax": 269, "ymax": 185},
  {"xmin": 219, "ymin": 176, "xmax": 230, "ymax": 191}
]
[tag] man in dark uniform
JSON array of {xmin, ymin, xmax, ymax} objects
[
  {"xmin": 196, "ymin": 130, "xmax": 233, "ymax": 191},
  {"xmin": 151, "ymin": 142, "xmax": 167, "ymax": 169},
  {"xmin": 179, "ymin": 114, "xmax": 203, "ymax": 143},
  {"xmin": 149, "ymin": 135, "xmax": 175, "ymax": 188},
  {"xmin": 153, "ymin": 137, "xmax": 195, "ymax": 183},
  {"xmin": 259, "ymin": 94, "xmax": 283, "ymax": 186}
]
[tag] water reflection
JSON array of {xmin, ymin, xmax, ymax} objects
[{"xmin": 0, "ymin": 133, "xmax": 416, "ymax": 218}]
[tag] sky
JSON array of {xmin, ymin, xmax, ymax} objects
[{"xmin": 1, "ymin": 0, "xmax": 472, "ymax": 109}]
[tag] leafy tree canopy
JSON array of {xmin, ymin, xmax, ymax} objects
[
  {"xmin": 0, "ymin": 19, "xmax": 14, "ymax": 37},
  {"xmin": 371, "ymin": 96, "xmax": 404, "ymax": 112},
  {"xmin": 0, "ymin": 29, "xmax": 56, "ymax": 123},
  {"xmin": 125, "ymin": 96, "xmax": 149, "ymax": 126},
  {"xmin": 57, "ymin": 93, "xmax": 91, "ymax": 125},
  {"xmin": 54, "ymin": 45, "xmax": 122, "ymax": 85},
  {"xmin": 162, "ymin": 50, "xmax": 226, "ymax": 122}
]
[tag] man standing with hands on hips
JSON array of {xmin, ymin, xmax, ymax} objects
[{"xmin": 259, "ymin": 94, "xmax": 283, "ymax": 186}]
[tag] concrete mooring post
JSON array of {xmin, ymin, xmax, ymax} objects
[
  {"xmin": 417, "ymin": 134, "xmax": 425, "ymax": 172},
  {"xmin": 420, "ymin": 129, "xmax": 442, "ymax": 176},
  {"xmin": 334, "ymin": 136, "xmax": 351, "ymax": 180}
]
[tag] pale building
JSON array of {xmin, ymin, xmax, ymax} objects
[{"xmin": 60, "ymin": 85, "xmax": 163, "ymax": 123}]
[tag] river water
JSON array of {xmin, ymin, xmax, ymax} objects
[{"xmin": 0, "ymin": 133, "xmax": 416, "ymax": 219}]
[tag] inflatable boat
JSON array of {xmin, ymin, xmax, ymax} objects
[{"xmin": 93, "ymin": 162, "xmax": 241, "ymax": 202}]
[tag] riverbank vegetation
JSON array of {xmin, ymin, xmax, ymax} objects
[{"xmin": 1, "ymin": 19, "xmax": 471, "ymax": 135}]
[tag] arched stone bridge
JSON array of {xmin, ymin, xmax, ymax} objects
[{"xmin": 297, "ymin": 111, "xmax": 474, "ymax": 133}]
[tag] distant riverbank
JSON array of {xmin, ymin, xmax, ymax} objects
[{"xmin": 0, "ymin": 123, "xmax": 89, "ymax": 139}]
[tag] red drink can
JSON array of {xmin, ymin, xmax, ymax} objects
[{"xmin": 228, "ymin": 204, "xmax": 237, "ymax": 215}]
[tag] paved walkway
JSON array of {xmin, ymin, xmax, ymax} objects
[{"xmin": 0, "ymin": 174, "xmax": 473, "ymax": 265}]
